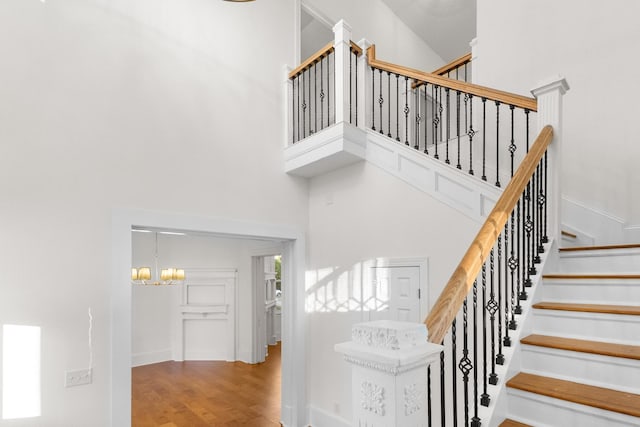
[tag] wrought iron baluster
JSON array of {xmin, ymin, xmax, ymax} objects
[
  {"xmin": 302, "ymin": 71, "xmax": 307, "ymax": 138},
  {"xmin": 468, "ymin": 95, "xmax": 475, "ymax": 175},
  {"xmin": 446, "ymin": 88, "xmax": 451, "ymax": 164},
  {"xmin": 517, "ymin": 193, "xmax": 527, "ymax": 305},
  {"xmin": 415, "ymin": 87, "xmax": 420, "ymax": 150},
  {"xmin": 314, "ymin": 61, "xmax": 317, "ymax": 133},
  {"xmin": 292, "ymin": 75, "xmax": 296, "ymax": 143},
  {"xmin": 488, "ymin": 248, "xmax": 499, "ymax": 384},
  {"xmin": 387, "ymin": 72, "xmax": 392, "ymax": 138},
  {"xmin": 456, "ymin": 90, "xmax": 462, "ymax": 169},
  {"xmin": 349, "ymin": 50, "xmax": 352, "ymax": 125},
  {"xmin": 404, "ymin": 76, "xmax": 410, "ymax": 145},
  {"xmin": 307, "ymin": 67, "xmax": 312, "ymax": 134},
  {"xmin": 320, "ymin": 58, "xmax": 325, "ymax": 130},
  {"xmin": 296, "ymin": 74, "xmax": 300, "ymax": 142},
  {"xmin": 543, "ymin": 151, "xmax": 549, "ymax": 243},
  {"xmin": 524, "ymin": 110, "xmax": 535, "ymax": 286},
  {"xmin": 452, "ymin": 318, "xmax": 458, "ymax": 427},
  {"xmin": 396, "ymin": 74, "xmax": 400, "ymax": 141},
  {"xmin": 459, "ymin": 298, "xmax": 471, "ymax": 427},
  {"xmin": 327, "ymin": 53, "xmax": 331, "ymax": 127},
  {"xmin": 355, "ymin": 51, "xmax": 358, "ymax": 127},
  {"xmin": 482, "ymin": 98, "xmax": 487, "ymax": 181},
  {"xmin": 533, "ymin": 165, "xmax": 541, "ymax": 264},
  {"xmin": 428, "ymin": 365, "xmax": 432, "ymax": 427},
  {"xmin": 495, "ymin": 101, "xmax": 501, "ymax": 187},
  {"xmin": 424, "ymin": 84, "xmax": 429, "ymax": 154},
  {"xmin": 481, "ymin": 263, "xmax": 491, "ymax": 405},
  {"xmin": 379, "ymin": 69, "xmax": 384, "ymax": 134},
  {"xmin": 440, "ymin": 348, "xmax": 446, "ymax": 427},
  {"xmin": 371, "ymin": 66, "xmax": 375, "ymax": 131},
  {"xmin": 471, "ymin": 280, "xmax": 481, "ymax": 427},
  {"xmin": 433, "ymin": 85, "xmax": 439, "ymax": 159},
  {"xmin": 496, "ymin": 233, "xmax": 506, "ymax": 363},
  {"xmin": 536, "ymin": 163, "xmax": 544, "ymax": 261}
]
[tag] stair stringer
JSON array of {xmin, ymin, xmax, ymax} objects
[
  {"xmin": 481, "ymin": 240, "xmax": 558, "ymax": 427},
  {"xmin": 365, "ymin": 128, "xmax": 503, "ymax": 225}
]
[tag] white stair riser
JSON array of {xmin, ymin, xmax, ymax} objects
[
  {"xmin": 521, "ymin": 346, "xmax": 640, "ymax": 393},
  {"xmin": 541, "ymin": 280, "xmax": 640, "ymax": 304},
  {"xmin": 532, "ymin": 310, "xmax": 640, "ymax": 344},
  {"xmin": 558, "ymin": 250, "xmax": 640, "ymax": 273},
  {"xmin": 507, "ymin": 389, "xmax": 640, "ymax": 427}
]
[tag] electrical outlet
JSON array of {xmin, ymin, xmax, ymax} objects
[{"xmin": 65, "ymin": 368, "xmax": 92, "ymax": 387}]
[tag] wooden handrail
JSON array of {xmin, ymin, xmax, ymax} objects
[
  {"xmin": 289, "ymin": 41, "xmax": 334, "ymax": 79},
  {"xmin": 368, "ymin": 45, "xmax": 537, "ymax": 112},
  {"xmin": 432, "ymin": 52, "xmax": 472, "ymax": 76},
  {"xmin": 289, "ymin": 40, "xmax": 363, "ymax": 80},
  {"xmin": 425, "ymin": 125, "xmax": 554, "ymax": 344}
]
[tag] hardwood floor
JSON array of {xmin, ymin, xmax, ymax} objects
[{"xmin": 132, "ymin": 343, "xmax": 281, "ymax": 426}]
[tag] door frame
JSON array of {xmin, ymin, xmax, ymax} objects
[
  {"xmin": 251, "ymin": 247, "xmax": 283, "ymax": 364},
  {"xmin": 111, "ymin": 209, "xmax": 306, "ymax": 427}
]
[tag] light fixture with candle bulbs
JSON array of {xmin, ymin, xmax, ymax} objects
[{"xmin": 131, "ymin": 229, "xmax": 186, "ymax": 286}]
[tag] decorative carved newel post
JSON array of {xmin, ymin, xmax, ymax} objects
[{"xmin": 335, "ymin": 320, "xmax": 443, "ymax": 427}]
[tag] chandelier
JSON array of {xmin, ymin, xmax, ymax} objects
[{"xmin": 131, "ymin": 230, "xmax": 185, "ymax": 286}]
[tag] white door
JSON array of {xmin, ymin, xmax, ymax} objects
[{"xmin": 368, "ymin": 266, "xmax": 421, "ymax": 322}]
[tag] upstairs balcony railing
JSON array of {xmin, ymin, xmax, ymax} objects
[{"xmin": 287, "ymin": 19, "xmax": 568, "ymax": 427}]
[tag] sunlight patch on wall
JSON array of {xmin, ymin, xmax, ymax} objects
[
  {"xmin": 305, "ymin": 260, "xmax": 390, "ymax": 313},
  {"xmin": 2, "ymin": 324, "xmax": 41, "ymax": 420}
]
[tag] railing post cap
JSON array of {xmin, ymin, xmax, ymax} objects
[
  {"xmin": 357, "ymin": 38, "xmax": 372, "ymax": 51},
  {"xmin": 332, "ymin": 19, "xmax": 352, "ymax": 33},
  {"xmin": 531, "ymin": 75, "xmax": 570, "ymax": 98}
]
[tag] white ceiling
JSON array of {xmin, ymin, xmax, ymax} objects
[{"xmin": 380, "ymin": 0, "xmax": 477, "ymax": 62}]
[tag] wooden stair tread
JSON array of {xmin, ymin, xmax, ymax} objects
[
  {"xmin": 560, "ymin": 243, "xmax": 640, "ymax": 252},
  {"xmin": 507, "ymin": 372, "xmax": 640, "ymax": 418},
  {"xmin": 533, "ymin": 302, "xmax": 640, "ymax": 316},
  {"xmin": 521, "ymin": 334, "xmax": 640, "ymax": 360},
  {"xmin": 561, "ymin": 230, "xmax": 578, "ymax": 239},
  {"xmin": 499, "ymin": 419, "xmax": 531, "ymax": 427},
  {"xmin": 543, "ymin": 274, "xmax": 640, "ymax": 280}
]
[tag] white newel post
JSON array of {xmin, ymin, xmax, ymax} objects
[
  {"xmin": 357, "ymin": 38, "xmax": 372, "ymax": 130},
  {"xmin": 335, "ymin": 321, "xmax": 443, "ymax": 427},
  {"xmin": 333, "ymin": 19, "xmax": 353, "ymax": 125},
  {"xmin": 531, "ymin": 76, "xmax": 570, "ymax": 245}
]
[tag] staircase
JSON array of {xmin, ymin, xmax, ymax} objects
[{"xmin": 500, "ymin": 244, "xmax": 640, "ymax": 426}]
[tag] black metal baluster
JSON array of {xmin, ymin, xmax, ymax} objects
[
  {"xmin": 459, "ymin": 298, "xmax": 471, "ymax": 427},
  {"xmin": 468, "ymin": 95, "xmax": 475, "ymax": 175},
  {"xmin": 292, "ymin": 76, "xmax": 296, "ymax": 144},
  {"xmin": 404, "ymin": 76, "xmax": 409, "ymax": 145},
  {"xmin": 495, "ymin": 101, "xmax": 501, "ymax": 187},
  {"xmin": 424, "ymin": 84, "xmax": 429, "ymax": 154},
  {"xmin": 371, "ymin": 66, "xmax": 375, "ymax": 131},
  {"xmin": 296, "ymin": 74, "xmax": 300, "ymax": 142},
  {"xmin": 434, "ymin": 85, "xmax": 440, "ymax": 159},
  {"xmin": 415, "ymin": 87, "xmax": 420, "ymax": 150},
  {"xmin": 543, "ymin": 151, "xmax": 549, "ymax": 243},
  {"xmin": 517, "ymin": 192, "xmax": 527, "ymax": 305},
  {"xmin": 302, "ymin": 71, "xmax": 306, "ymax": 138},
  {"xmin": 396, "ymin": 74, "xmax": 400, "ymax": 141},
  {"xmin": 428, "ymin": 365, "xmax": 432, "ymax": 427},
  {"xmin": 488, "ymin": 248, "xmax": 499, "ymax": 384},
  {"xmin": 320, "ymin": 58, "xmax": 325, "ymax": 131},
  {"xmin": 482, "ymin": 98, "xmax": 487, "ymax": 181},
  {"xmin": 387, "ymin": 72, "xmax": 392, "ymax": 138},
  {"xmin": 496, "ymin": 233, "xmax": 506, "ymax": 362},
  {"xmin": 481, "ymin": 263, "xmax": 491, "ymax": 405},
  {"xmin": 440, "ymin": 348, "xmax": 446, "ymax": 427},
  {"xmin": 314, "ymin": 61, "xmax": 317, "ymax": 133},
  {"xmin": 379, "ymin": 69, "xmax": 384, "ymax": 135},
  {"xmin": 471, "ymin": 280, "xmax": 481, "ymax": 427},
  {"xmin": 464, "ymin": 93, "xmax": 469, "ymax": 147},
  {"xmin": 456, "ymin": 90, "xmax": 462, "ymax": 169},
  {"xmin": 452, "ymin": 319, "xmax": 458, "ymax": 427},
  {"xmin": 439, "ymin": 86, "xmax": 443, "ymax": 146},
  {"xmin": 307, "ymin": 67, "xmax": 311, "ymax": 134},
  {"xmin": 327, "ymin": 53, "xmax": 331, "ymax": 127},
  {"xmin": 533, "ymin": 165, "xmax": 541, "ymax": 265},
  {"xmin": 446, "ymin": 88, "xmax": 451, "ymax": 164},
  {"xmin": 536, "ymin": 162, "xmax": 544, "ymax": 261}
]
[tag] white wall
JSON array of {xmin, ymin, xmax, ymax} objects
[
  {"xmin": 132, "ymin": 232, "xmax": 279, "ymax": 365},
  {"xmin": 475, "ymin": 0, "xmax": 640, "ymax": 238},
  {"xmin": 302, "ymin": 0, "xmax": 445, "ymax": 72},
  {"xmin": 306, "ymin": 161, "xmax": 478, "ymax": 423},
  {"xmin": 0, "ymin": 0, "xmax": 306, "ymax": 425}
]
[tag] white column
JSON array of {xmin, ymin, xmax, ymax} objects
[
  {"xmin": 333, "ymin": 19, "xmax": 353, "ymax": 125},
  {"xmin": 283, "ymin": 65, "xmax": 294, "ymax": 146},
  {"xmin": 531, "ymin": 76, "xmax": 570, "ymax": 246},
  {"xmin": 335, "ymin": 320, "xmax": 443, "ymax": 427},
  {"xmin": 357, "ymin": 38, "xmax": 372, "ymax": 130}
]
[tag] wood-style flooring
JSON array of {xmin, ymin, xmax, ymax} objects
[{"xmin": 132, "ymin": 343, "xmax": 281, "ymax": 427}]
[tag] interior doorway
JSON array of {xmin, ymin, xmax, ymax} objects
[
  {"xmin": 253, "ymin": 254, "xmax": 283, "ymax": 364},
  {"xmin": 112, "ymin": 209, "xmax": 307, "ymax": 427}
]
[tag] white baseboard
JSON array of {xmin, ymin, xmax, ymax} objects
[
  {"xmin": 308, "ymin": 405, "xmax": 350, "ymax": 427},
  {"xmin": 237, "ymin": 351, "xmax": 253, "ymax": 364},
  {"xmin": 131, "ymin": 348, "xmax": 172, "ymax": 367}
]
